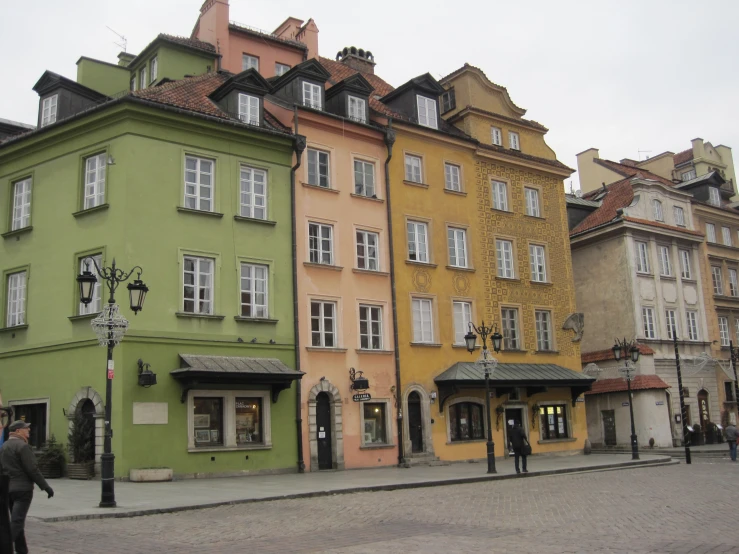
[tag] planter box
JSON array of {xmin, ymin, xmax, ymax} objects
[
  {"xmin": 38, "ymin": 460, "xmax": 63, "ymax": 479},
  {"xmin": 129, "ymin": 468, "xmax": 173, "ymax": 482},
  {"xmin": 68, "ymin": 461, "xmax": 94, "ymax": 480}
]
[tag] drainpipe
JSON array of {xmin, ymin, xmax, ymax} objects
[
  {"xmin": 291, "ymin": 105, "xmax": 307, "ymax": 473},
  {"xmin": 383, "ymin": 120, "xmax": 404, "ymax": 467}
]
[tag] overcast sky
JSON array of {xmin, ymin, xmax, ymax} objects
[{"xmin": 2, "ymin": 0, "xmax": 737, "ymax": 190}]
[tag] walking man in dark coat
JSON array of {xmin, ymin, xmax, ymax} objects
[
  {"xmin": 508, "ymin": 421, "xmax": 529, "ymax": 474},
  {"xmin": 0, "ymin": 420, "xmax": 54, "ymax": 554}
]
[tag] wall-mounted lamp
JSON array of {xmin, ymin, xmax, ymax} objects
[
  {"xmin": 430, "ymin": 391, "xmax": 437, "ymax": 404},
  {"xmin": 349, "ymin": 367, "xmax": 369, "ymax": 391},
  {"xmin": 107, "ymin": 154, "xmax": 116, "ymax": 166},
  {"xmin": 137, "ymin": 358, "xmax": 157, "ymax": 387}
]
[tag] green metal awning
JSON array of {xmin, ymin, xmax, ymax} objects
[{"xmin": 434, "ymin": 362, "xmax": 595, "ymax": 408}]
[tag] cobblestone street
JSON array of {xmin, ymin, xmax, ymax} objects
[{"xmin": 27, "ymin": 459, "xmax": 739, "ymax": 553}]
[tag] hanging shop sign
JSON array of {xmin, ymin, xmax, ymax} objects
[{"xmin": 353, "ymin": 393, "xmax": 371, "ymax": 402}]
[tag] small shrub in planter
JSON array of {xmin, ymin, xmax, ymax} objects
[
  {"xmin": 67, "ymin": 408, "xmax": 95, "ymax": 479},
  {"xmin": 37, "ymin": 434, "xmax": 65, "ymax": 479}
]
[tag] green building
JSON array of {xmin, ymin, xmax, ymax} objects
[{"xmin": 0, "ymin": 36, "xmax": 304, "ymax": 479}]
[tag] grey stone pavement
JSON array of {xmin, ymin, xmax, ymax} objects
[
  {"xmin": 29, "ymin": 452, "xmax": 671, "ymax": 521},
  {"xmin": 24, "ymin": 457, "xmax": 739, "ymax": 554}
]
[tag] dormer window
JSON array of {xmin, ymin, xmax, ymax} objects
[
  {"xmin": 242, "ymin": 55, "xmax": 259, "ymax": 71},
  {"xmin": 150, "ymin": 56, "xmax": 158, "ymax": 83},
  {"xmin": 302, "ymin": 82, "xmax": 322, "ymax": 110},
  {"xmin": 682, "ymin": 169, "xmax": 696, "ymax": 181},
  {"xmin": 441, "ymin": 89, "xmax": 456, "ymax": 113},
  {"xmin": 509, "ymin": 131, "xmax": 520, "ymax": 151},
  {"xmin": 348, "ymin": 96, "xmax": 366, "ymax": 123},
  {"xmin": 709, "ymin": 187, "xmax": 721, "ymax": 207},
  {"xmin": 238, "ymin": 93, "xmax": 259, "ymax": 126},
  {"xmin": 652, "ymin": 199, "xmax": 663, "ymax": 221},
  {"xmin": 130, "ymin": 77, "xmax": 136, "ymax": 92},
  {"xmin": 275, "ymin": 63, "xmax": 290, "ymax": 77},
  {"xmin": 416, "ymin": 95, "xmax": 438, "ymax": 129},
  {"xmin": 139, "ymin": 67, "xmax": 147, "ymax": 90},
  {"xmin": 41, "ymin": 95, "xmax": 58, "ymax": 127}
]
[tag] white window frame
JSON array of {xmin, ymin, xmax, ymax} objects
[
  {"xmin": 444, "ymin": 163, "xmax": 461, "ymax": 192},
  {"xmin": 492, "ymin": 180, "xmax": 508, "ymax": 211},
  {"xmin": 407, "ymin": 221, "xmax": 429, "ymax": 263},
  {"xmin": 719, "ymin": 316, "xmax": 730, "ymax": 346},
  {"xmin": 307, "ymin": 149, "xmax": 330, "ymax": 188},
  {"xmin": 302, "ymin": 82, "xmax": 322, "ymax": 110},
  {"xmin": 416, "ymin": 95, "xmax": 438, "ymax": 129},
  {"xmin": 723, "ymin": 226, "xmax": 732, "ymax": 246},
  {"xmin": 354, "ymin": 160, "xmax": 375, "ymax": 197},
  {"xmin": 79, "ymin": 255, "xmax": 102, "ymax": 316},
  {"xmin": 686, "ymin": 311, "xmax": 699, "ymax": 341},
  {"xmin": 681, "ymin": 169, "xmax": 696, "ymax": 181},
  {"xmin": 139, "ymin": 67, "xmax": 147, "ymax": 89},
  {"xmin": 239, "ymin": 263, "xmax": 268, "ymax": 318},
  {"xmin": 679, "ymin": 249, "xmax": 692, "ymax": 280},
  {"xmin": 508, "ymin": 131, "xmax": 520, "ymax": 150},
  {"xmin": 275, "ymin": 62, "xmax": 290, "ymax": 76},
  {"xmin": 535, "ymin": 310, "xmax": 552, "ymax": 351},
  {"xmin": 642, "ymin": 307, "xmax": 656, "ymax": 339},
  {"xmin": 356, "ymin": 230, "xmax": 379, "ymax": 271},
  {"xmin": 666, "ymin": 309, "xmax": 679, "ymax": 340},
  {"xmin": 529, "ymin": 244, "xmax": 547, "ymax": 282},
  {"xmin": 150, "ymin": 56, "xmax": 158, "ymax": 82},
  {"xmin": 242, "ymin": 54, "xmax": 259, "ymax": 71},
  {"xmin": 130, "ymin": 77, "xmax": 136, "ymax": 92},
  {"xmin": 238, "ymin": 93, "xmax": 260, "ymax": 125},
  {"xmin": 491, "ymin": 126, "xmax": 502, "ymax": 146},
  {"xmin": 41, "ymin": 95, "xmax": 57, "ymax": 127},
  {"xmin": 735, "ymin": 319, "xmax": 739, "ymax": 345},
  {"xmin": 184, "ymin": 156, "xmax": 214, "ymax": 212},
  {"xmin": 239, "ymin": 165, "xmax": 267, "ymax": 220},
  {"xmin": 6, "ymin": 271, "xmax": 27, "ymax": 327},
  {"xmin": 182, "ymin": 256, "xmax": 214, "ymax": 315},
  {"xmin": 348, "ymin": 96, "xmax": 366, "ymax": 123},
  {"xmin": 635, "ymin": 241, "xmax": 650, "ymax": 274},
  {"xmin": 730, "ymin": 268, "xmax": 739, "ymax": 297},
  {"xmin": 11, "ymin": 177, "xmax": 32, "ymax": 231},
  {"xmin": 674, "ymin": 206, "xmax": 685, "ymax": 227},
  {"xmin": 496, "ymin": 239, "xmax": 514, "ymax": 279},
  {"xmin": 359, "ymin": 304, "xmax": 383, "ymax": 350},
  {"xmin": 84, "ymin": 153, "xmax": 107, "ymax": 210},
  {"xmin": 709, "ymin": 187, "xmax": 721, "ymax": 207},
  {"xmin": 412, "ymin": 298, "xmax": 434, "ymax": 343},
  {"xmin": 501, "ymin": 307, "xmax": 520, "ymax": 350},
  {"xmin": 308, "ymin": 222, "xmax": 334, "ymax": 265},
  {"xmin": 452, "ymin": 301, "xmax": 472, "ymax": 345},
  {"xmin": 707, "ymin": 223, "xmax": 716, "ymax": 243},
  {"xmin": 653, "ymin": 199, "xmax": 663, "ymax": 221},
  {"xmin": 525, "ymin": 187, "xmax": 540, "ymax": 217},
  {"xmin": 448, "ymin": 228, "xmax": 468, "ymax": 268},
  {"xmin": 658, "ymin": 245, "xmax": 672, "ymax": 277},
  {"xmin": 404, "ymin": 154, "xmax": 423, "ymax": 183},
  {"xmin": 712, "ymin": 266, "xmax": 724, "ymax": 295},
  {"xmin": 310, "ymin": 300, "xmax": 337, "ymax": 347}
]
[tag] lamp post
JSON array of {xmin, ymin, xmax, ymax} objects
[
  {"xmin": 77, "ymin": 258, "xmax": 148, "ymax": 508},
  {"xmin": 612, "ymin": 338, "xmax": 640, "ymax": 460},
  {"xmin": 674, "ymin": 326, "xmax": 691, "ymax": 464},
  {"xmin": 464, "ymin": 321, "xmax": 503, "ymax": 474}
]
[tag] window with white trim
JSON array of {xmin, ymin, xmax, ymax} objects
[
  {"xmin": 730, "ymin": 268, "xmax": 739, "ymax": 297},
  {"xmin": 491, "ymin": 126, "xmax": 502, "ymax": 146},
  {"xmin": 84, "ymin": 153, "xmax": 107, "ymax": 210},
  {"xmin": 441, "ymin": 89, "xmax": 455, "ymax": 113},
  {"xmin": 444, "ymin": 163, "xmax": 461, "ymax": 192},
  {"xmin": 308, "ymin": 223, "xmax": 334, "ymax": 265},
  {"xmin": 448, "ymin": 228, "xmax": 468, "ymax": 268},
  {"xmin": 150, "ymin": 56, "xmax": 158, "ymax": 82},
  {"xmin": 348, "ymin": 96, "xmax": 366, "ymax": 123},
  {"xmin": 404, "ymin": 155, "xmax": 422, "ymax": 183},
  {"xmin": 416, "ymin": 95, "xmax": 437, "ymax": 129},
  {"xmin": 666, "ymin": 309, "xmax": 679, "ymax": 340},
  {"xmin": 79, "ymin": 255, "xmax": 102, "ymax": 315},
  {"xmin": 239, "ymin": 166, "xmax": 267, "ymax": 219},
  {"xmin": 712, "ymin": 266, "xmax": 724, "ymax": 295},
  {"xmin": 307, "ymin": 149, "xmax": 329, "ymax": 188},
  {"xmin": 412, "ymin": 298, "xmax": 434, "ymax": 343},
  {"xmin": 681, "ymin": 169, "xmax": 696, "ymax": 181},
  {"xmin": 719, "ymin": 316, "xmax": 730, "ymax": 346},
  {"xmin": 11, "ymin": 178, "xmax": 31, "ymax": 231},
  {"xmin": 242, "ymin": 54, "xmax": 259, "ymax": 71},
  {"xmin": 189, "ymin": 391, "xmax": 271, "ymax": 449},
  {"xmin": 525, "ymin": 187, "xmax": 540, "ymax": 217},
  {"xmin": 183, "ymin": 256, "xmax": 214, "ymax": 315},
  {"xmin": 735, "ymin": 319, "xmax": 739, "ymax": 344},
  {"xmin": 184, "ymin": 156, "xmax": 214, "ymax": 211},
  {"xmin": 275, "ymin": 63, "xmax": 290, "ymax": 76},
  {"xmin": 508, "ymin": 131, "xmax": 520, "ymax": 150},
  {"xmin": 6, "ymin": 271, "xmax": 27, "ymax": 327},
  {"xmin": 707, "ymin": 223, "xmax": 717, "ymax": 243},
  {"xmin": 238, "ymin": 93, "xmax": 259, "ymax": 125},
  {"xmin": 535, "ymin": 310, "xmax": 552, "ymax": 351},
  {"xmin": 356, "ymin": 230, "xmax": 379, "ymax": 271},
  {"xmin": 501, "ymin": 307, "xmax": 520, "ymax": 350},
  {"xmin": 635, "ymin": 241, "xmax": 650, "ymax": 273},
  {"xmin": 302, "ymin": 82, "xmax": 322, "ymax": 110},
  {"xmin": 723, "ymin": 226, "xmax": 732, "ymax": 246},
  {"xmin": 653, "ymin": 199, "xmax": 663, "ymax": 221},
  {"xmin": 41, "ymin": 95, "xmax": 57, "ymax": 127},
  {"xmin": 496, "ymin": 239, "xmax": 514, "ymax": 278},
  {"xmin": 679, "ymin": 249, "xmax": 692, "ymax": 280},
  {"xmin": 130, "ymin": 77, "xmax": 136, "ymax": 92},
  {"xmin": 709, "ymin": 187, "xmax": 721, "ymax": 207},
  {"xmin": 642, "ymin": 307, "xmax": 656, "ymax": 339},
  {"xmin": 310, "ymin": 301, "xmax": 337, "ymax": 347},
  {"xmin": 452, "ymin": 301, "xmax": 472, "ymax": 345},
  {"xmin": 139, "ymin": 67, "xmax": 147, "ymax": 89},
  {"xmin": 354, "ymin": 160, "xmax": 375, "ymax": 197},
  {"xmin": 407, "ymin": 221, "xmax": 429, "ymax": 263},
  {"xmin": 359, "ymin": 304, "xmax": 383, "ymax": 350},
  {"xmin": 492, "ymin": 180, "xmax": 508, "ymax": 211},
  {"xmin": 529, "ymin": 244, "xmax": 547, "ymax": 282},
  {"xmin": 658, "ymin": 246, "xmax": 672, "ymax": 277},
  {"xmin": 240, "ymin": 263, "xmax": 268, "ymax": 318},
  {"xmin": 674, "ymin": 206, "xmax": 685, "ymax": 226},
  {"xmin": 686, "ymin": 311, "xmax": 699, "ymax": 341}
]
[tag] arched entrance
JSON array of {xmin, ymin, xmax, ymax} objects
[
  {"xmin": 316, "ymin": 393, "xmax": 332, "ymax": 470},
  {"xmin": 408, "ymin": 392, "xmax": 423, "ymax": 453},
  {"xmin": 67, "ymin": 387, "xmax": 105, "ymax": 474},
  {"xmin": 402, "ymin": 386, "xmax": 433, "ymax": 458},
  {"xmin": 307, "ymin": 380, "xmax": 344, "ymax": 471},
  {"xmin": 697, "ymin": 389, "xmax": 711, "ymax": 443}
]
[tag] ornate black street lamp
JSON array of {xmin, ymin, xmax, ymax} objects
[
  {"xmin": 464, "ymin": 321, "xmax": 503, "ymax": 474},
  {"xmin": 612, "ymin": 338, "xmax": 640, "ymax": 460},
  {"xmin": 77, "ymin": 258, "xmax": 148, "ymax": 508}
]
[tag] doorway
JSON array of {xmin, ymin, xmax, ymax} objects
[
  {"xmin": 316, "ymin": 392, "xmax": 333, "ymax": 470},
  {"xmin": 408, "ymin": 392, "xmax": 423, "ymax": 453},
  {"xmin": 602, "ymin": 410, "xmax": 616, "ymax": 446},
  {"xmin": 12, "ymin": 402, "xmax": 47, "ymax": 449},
  {"xmin": 505, "ymin": 407, "xmax": 524, "ymax": 454}
]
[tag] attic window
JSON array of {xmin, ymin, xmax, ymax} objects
[
  {"xmin": 302, "ymin": 82, "xmax": 322, "ymax": 111},
  {"xmin": 150, "ymin": 56, "xmax": 158, "ymax": 83},
  {"xmin": 40, "ymin": 95, "xmax": 58, "ymax": 127},
  {"xmin": 238, "ymin": 93, "xmax": 259, "ymax": 126},
  {"xmin": 275, "ymin": 63, "xmax": 290, "ymax": 77},
  {"xmin": 441, "ymin": 89, "xmax": 456, "ymax": 114},
  {"xmin": 348, "ymin": 96, "xmax": 366, "ymax": 123},
  {"xmin": 681, "ymin": 169, "xmax": 696, "ymax": 181},
  {"xmin": 416, "ymin": 95, "xmax": 437, "ymax": 129},
  {"xmin": 709, "ymin": 187, "xmax": 721, "ymax": 207}
]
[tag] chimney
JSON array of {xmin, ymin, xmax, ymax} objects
[
  {"xmin": 336, "ymin": 47, "xmax": 375, "ymax": 75},
  {"xmin": 691, "ymin": 137, "xmax": 705, "ymax": 160},
  {"xmin": 194, "ymin": 0, "xmax": 229, "ymax": 61},
  {"xmin": 117, "ymin": 52, "xmax": 136, "ymax": 67}
]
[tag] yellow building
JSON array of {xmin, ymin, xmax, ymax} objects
[{"xmin": 382, "ymin": 66, "xmax": 591, "ymax": 464}]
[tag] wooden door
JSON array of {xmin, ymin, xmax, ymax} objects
[
  {"xmin": 602, "ymin": 410, "xmax": 616, "ymax": 446},
  {"xmin": 316, "ymin": 392, "xmax": 332, "ymax": 470},
  {"xmin": 408, "ymin": 392, "xmax": 423, "ymax": 453}
]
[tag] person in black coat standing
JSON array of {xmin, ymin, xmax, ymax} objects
[{"xmin": 508, "ymin": 421, "xmax": 529, "ymax": 474}]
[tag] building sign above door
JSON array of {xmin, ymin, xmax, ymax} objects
[{"xmin": 352, "ymin": 393, "xmax": 371, "ymax": 402}]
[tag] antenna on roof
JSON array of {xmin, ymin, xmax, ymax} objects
[
  {"xmin": 569, "ymin": 180, "xmax": 574, "ymax": 194},
  {"xmin": 106, "ymin": 26, "xmax": 128, "ymax": 52},
  {"xmin": 638, "ymin": 149, "xmax": 652, "ymax": 161}
]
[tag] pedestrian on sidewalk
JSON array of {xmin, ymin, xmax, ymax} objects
[
  {"xmin": 725, "ymin": 422, "xmax": 739, "ymax": 462},
  {"xmin": 508, "ymin": 421, "xmax": 530, "ymax": 474},
  {"xmin": 0, "ymin": 420, "xmax": 54, "ymax": 554}
]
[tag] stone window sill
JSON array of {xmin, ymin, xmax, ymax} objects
[
  {"xmin": 530, "ymin": 281, "xmax": 553, "ymax": 286},
  {"xmin": 403, "ymin": 180, "xmax": 429, "ymax": 189},
  {"xmin": 175, "ymin": 312, "xmax": 226, "ymax": 320},
  {"xmin": 355, "ymin": 349, "xmax": 393, "ymax": 355},
  {"xmin": 305, "ymin": 347, "xmax": 348, "ymax": 353},
  {"xmin": 447, "ymin": 265, "xmax": 475, "ymax": 272},
  {"xmin": 304, "ymin": 262, "xmax": 343, "ymax": 271},
  {"xmin": 405, "ymin": 260, "xmax": 437, "ymax": 268},
  {"xmin": 636, "ymin": 272, "xmax": 654, "ymax": 277},
  {"xmin": 360, "ymin": 444, "xmax": 395, "ymax": 450},
  {"xmin": 68, "ymin": 313, "xmax": 101, "ymax": 322},
  {"xmin": 495, "ymin": 276, "xmax": 520, "ymax": 282},
  {"xmin": 524, "ymin": 214, "xmax": 545, "ymax": 220},
  {"xmin": 502, "ymin": 349, "xmax": 528, "ymax": 353},
  {"xmin": 491, "ymin": 208, "xmax": 513, "ymax": 215},
  {"xmin": 2, "ymin": 226, "xmax": 33, "ymax": 239},
  {"xmin": 659, "ymin": 275, "xmax": 677, "ymax": 281},
  {"xmin": 234, "ymin": 316, "xmax": 278, "ymax": 324},
  {"xmin": 534, "ymin": 349, "xmax": 560, "ymax": 354},
  {"xmin": 234, "ymin": 215, "xmax": 276, "ymax": 226},
  {"xmin": 537, "ymin": 437, "xmax": 576, "ymax": 444},
  {"xmin": 177, "ymin": 207, "xmax": 224, "ymax": 218},
  {"xmin": 410, "ymin": 342, "xmax": 442, "ymax": 348},
  {"xmin": 352, "ymin": 268, "xmax": 389, "ymax": 276},
  {"xmin": 350, "ymin": 193, "xmax": 384, "ymax": 203},
  {"xmin": 0, "ymin": 324, "xmax": 28, "ymax": 333},
  {"xmin": 301, "ymin": 182, "xmax": 339, "ymax": 194},
  {"xmin": 444, "ymin": 188, "xmax": 467, "ymax": 197},
  {"xmin": 452, "ymin": 344, "xmax": 480, "ymax": 349},
  {"xmin": 188, "ymin": 444, "xmax": 272, "ymax": 453},
  {"xmin": 73, "ymin": 204, "xmax": 109, "ymax": 218}
]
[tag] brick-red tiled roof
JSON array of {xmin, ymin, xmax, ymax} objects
[
  {"xmin": 318, "ymin": 57, "xmax": 396, "ymax": 117},
  {"xmin": 581, "ymin": 344, "xmax": 655, "ymax": 364},
  {"xmin": 585, "ymin": 375, "xmax": 670, "ymax": 395},
  {"xmin": 674, "ymin": 148, "xmax": 693, "ymax": 166},
  {"xmin": 159, "ymin": 34, "xmax": 217, "ymax": 54}
]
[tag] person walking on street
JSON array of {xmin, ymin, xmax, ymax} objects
[
  {"xmin": 508, "ymin": 421, "xmax": 530, "ymax": 474},
  {"xmin": 0, "ymin": 421, "xmax": 54, "ymax": 554},
  {"xmin": 725, "ymin": 422, "xmax": 739, "ymax": 462}
]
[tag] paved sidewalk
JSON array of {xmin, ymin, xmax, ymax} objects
[{"xmin": 30, "ymin": 452, "xmax": 673, "ymax": 522}]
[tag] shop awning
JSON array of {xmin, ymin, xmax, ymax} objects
[
  {"xmin": 434, "ymin": 362, "xmax": 595, "ymax": 409},
  {"xmin": 170, "ymin": 354, "xmax": 303, "ymax": 403}
]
